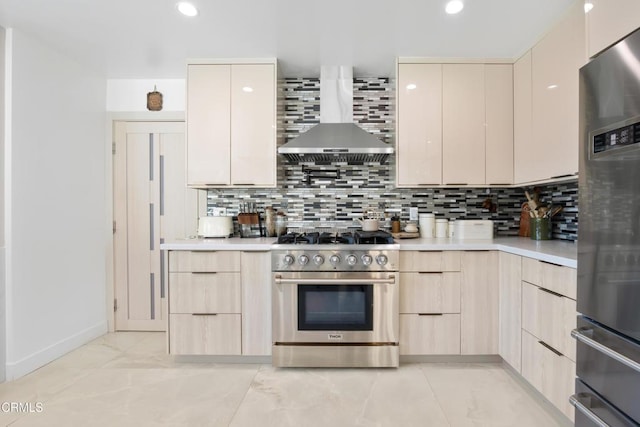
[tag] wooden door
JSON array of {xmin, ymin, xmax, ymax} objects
[{"xmin": 113, "ymin": 121, "xmax": 200, "ymax": 331}]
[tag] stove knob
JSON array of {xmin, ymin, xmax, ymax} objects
[
  {"xmin": 329, "ymin": 254, "xmax": 341, "ymax": 266},
  {"xmin": 283, "ymin": 254, "xmax": 295, "ymax": 266},
  {"xmin": 376, "ymin": 254, "xmax": 388, "ymax": 266},
  {"xmin": 313, "ymin": 254, "xmax": 325, "ymax": 265},
  {"xmin": 361, "ymin": 254, "xmax": 373, "ymax": 265},
  {"xmin": 298, "ymin": 254, "xmax": 310, "ymax": 265},
  {"xmin": 347, "ymin": 254, "xmax": 358, "ymax": 266}
]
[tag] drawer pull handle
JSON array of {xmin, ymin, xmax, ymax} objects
[
  {"xmin": 190, "ymin": 250, "xmax": 217, "ymax": 253},
  {"xmin": 191, "ymin": 272, "xmax": 217, "ymax": 275},
  {"xmin": 418, "ymin": 313, "xmax": 443, "ymax": 316},
  {"xmin": 418, "ymin": 272, "xmax": 442, "ymax": 275},
  {"xmin": 540, "ymin": 260, "xmax": 563, "ymax": 267},
  {"xmin": 192, "ymin": 313, "xmax": 218, "ymax": 316},
  {"xmin": 418, "ymin": 250, "xmax": 443, "ymax": 253},
  {"xmin": 571, "ymin": 328, "xmax": 640, "ymax": 373},
  {"xmin": 569, "ymin": 395, "xmax": 610, "ymax": 427},
  {"xmin": 538, "ymin": 287, "xmax": 564, "ymax": 298},
  {"xmin": 538, "ymin": 340, "xmax": 563, "ymax": 357}
]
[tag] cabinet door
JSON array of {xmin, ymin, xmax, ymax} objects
[
  {"xmin": 241, "ymin": 251, "xmax": 272, "ymax": 356},
  {"xmin": 521, "ymin": 330, "xmax": 575, "ymax": 421},
  {"xmin": 531, "ymin": 1, "xmax": 585, "ymax": 181},
  {"xmin": 400, "ymin": 314, "xmax": 461, "ymax": 355},
  {"xmin": 485, "ymin": 65, "xmax": 514, "ymax": 185},
  {"xmin": 443, "ymin": 64, "xmax": 486, "ymax": 185},
  {"xmin": 169, "ymin": 313, "xmax": 241, "ymax": 355},
  {"xmin": 397, "ymin": 64, "xmax": 443, "ymax": 186},
  {"xmin": 400, "ymin": 272, "xmax": 461, "ymax": 314},
  {"xmin": 513, "ymin": 51, "xmax": 535, "ymax": 184},
  {"xmin": 230, "ymin": 64, "xmax": 276, "ymax": 186},
  {"xmin": 460, "ymin": 251, "xmax": 499, "ymax": 354},
  {"xmin": 186, "ymin": 64, "xmax": 231, "ymax": 186},
  {"xmin": 498, "ymin": 252, "xmax": 521, "ymax": 372},
  {"xmin": 521, "ymin": 282, "xmax": 577, "ymax": 361},
  {"xmin": 587, "ymin": 0, "xmax": 640, "ymax": 58}
]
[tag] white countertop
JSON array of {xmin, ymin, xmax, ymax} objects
[
  {"xmin": 161, "ymin": 237, "xmax": 276, "ymax": 251},
  {"xmin": 161, "ymin": 236, "xmax": 577, "ymax": 268}
]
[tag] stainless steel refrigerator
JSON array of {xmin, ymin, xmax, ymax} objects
[{"xmin": 575, "ymin": 28, "xmax": 640, "ymax": 427}]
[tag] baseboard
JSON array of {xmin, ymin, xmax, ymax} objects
[
  {"xmin": 400, "ymin": 354, "xmax": 502, "ymax": 364},
  {"xmin": 5, "ymin": 321, "xmax": 108, "ymax": 380}
]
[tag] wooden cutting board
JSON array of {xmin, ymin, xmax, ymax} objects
[{"xmin": 392, "ymin": 232, "xmax": 421, "ymax": 239}]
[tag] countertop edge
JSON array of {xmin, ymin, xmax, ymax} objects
[{"xmin": 161, "ymin": 237, "xmax": 577, "ymax": 268}]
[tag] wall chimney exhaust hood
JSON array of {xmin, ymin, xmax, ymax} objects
[{"xmin": 278, "ymin": 66, "xmax": 393, "ymax": 164}]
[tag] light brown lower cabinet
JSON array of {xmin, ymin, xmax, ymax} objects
[
  {"xmin": 521, "ymin": 329, "xmax": 575, "ymax": 421},
  {"xmin": 400, "ymin": 314, "xmax": 461, "ymax": 355},
  {"xmin": 521, "ymin": 281, "xmax": 577, "ymax": 361},
  {"xmin": 169, "ymin": 314, "xmax": 242, "ymax": 355}
]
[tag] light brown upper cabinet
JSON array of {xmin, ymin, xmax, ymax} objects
[
  {"xmin": 528, "ymin": 1, "xmax": 586, "ymax": 183},
  {"xmin": 396, "ymin": 61, "xmax": 513, "ymax": 187},
  {"xmin": 586, "ymin": 0, "xmax": 640, "ymax": 58},
  {"xmin": 397, "ymin": 63, "xmax": 443, "ymax": 186},
  {"xmin": 186, "ymin": 60, "xmax": 277, "ymax": 188},
  {"xmin": 442, "ymin": 64, "xmax": 486, "ymax": 186}
]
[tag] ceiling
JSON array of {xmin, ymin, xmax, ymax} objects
[{"xmin": 0, "ymin": 0, "xmax": 576, "ymax": 79}]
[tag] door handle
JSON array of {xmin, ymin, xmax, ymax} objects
[
  {"xmin": 571, "ymin": 328, "xmax": 640, "ymax": 373},
  {"xmin": 569, "ymin": 395, "xmax": 610, "ymax": 427}
]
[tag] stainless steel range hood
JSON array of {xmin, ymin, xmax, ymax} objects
[{"xmin": 278, "ymin": 66, "xmax": 393, "ymax": 164}]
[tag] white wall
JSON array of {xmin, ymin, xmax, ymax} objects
[
  {"xmin": 5, "ymin": 28, "xmax": 107, "ymax": 379},
  {"xmin": 106, "ymin": 79, "xmax": 185, "ymax": 111},
  {"xmin": 0, "ymin": 25, "xmax": 6, "ymax": 383}
]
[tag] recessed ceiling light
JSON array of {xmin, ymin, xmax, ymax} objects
[
  {"xmin": 445, "ymin": 0, "xmax": 464, "ymax": 14},
  {"xmin": 584, "ymin": 2, "xmax": 594, "ymax": 13},
  {"xmin": 406, "ymin": 83, "xmax": 417, "ymax": 90},
  {"xmin": 547, "ymin": 84, "xmax": 558, "ymax": 90},
  {"xmin": 242, "ymin": 86, "xmax": 254, "ymax": 93},
  {"xmin": 177, "ymin": 2, "xmax": 198, "ymax": 17}
]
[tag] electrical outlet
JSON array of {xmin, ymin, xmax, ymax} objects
[{"xmin": 409, "ymin": 207, "xmax": 418, "ymax": 221}]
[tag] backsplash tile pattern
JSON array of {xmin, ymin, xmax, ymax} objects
[{"xmin": 207, "ymin": 77, "xmax": 578, "ymax": 241}]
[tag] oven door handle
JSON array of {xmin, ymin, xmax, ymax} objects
[
  {"xmin": 569, "ymin": 395, "xmax": 610, "ymax": 427},
  {"xmin": 274, "ymin": 275, "xmax": 396, "ymax": 285}
]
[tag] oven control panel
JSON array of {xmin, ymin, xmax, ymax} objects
[{"xmin": 272, "ymin": 250, "xmax": 398, "ymax": 272}]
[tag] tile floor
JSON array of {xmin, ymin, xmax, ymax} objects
[{"xmin": 0, "ymin": 332, "xmax": 572, "ymax": 427}]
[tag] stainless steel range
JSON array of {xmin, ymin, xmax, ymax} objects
[{"xmin": 271, "ymin": 230, "xmax": 399, "ymax": 368}]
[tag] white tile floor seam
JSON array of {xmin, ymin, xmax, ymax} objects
[{"xmin": 0, "ymin": 333, "xmax": 572, "ymax": 427}]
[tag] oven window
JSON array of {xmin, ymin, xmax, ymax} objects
[{"xmin": 298, "ymin": 285, "xmax": 373, "ymax": 331}]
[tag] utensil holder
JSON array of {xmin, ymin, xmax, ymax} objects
[{"xmin": 530, "ymin": 217, "xmax": 552, "ymax": 240}]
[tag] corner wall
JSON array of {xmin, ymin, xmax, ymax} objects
[{"xmin": 4, "ymin": 29, "xmax": 108, "ymax": 379}]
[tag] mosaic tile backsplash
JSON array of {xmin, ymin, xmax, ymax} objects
[{"xmin": 207, "ymin": 78, "xmax": 579, "ymax": 241}]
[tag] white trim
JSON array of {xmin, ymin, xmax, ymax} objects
[
  {"xmin": 398, "ymin": 57, "xmax": 515, "ymax": 65},
  {"xmin": 104, "ymin": 112, "xmax": 185, "ymax": 332},
  {"xmin": 5, "ymin": 321, "xmax": 107, "ymax": 380},
  {"xmin": 4, "ymin": 28, "xmax": 13, "ymax": 381},
  {"xmin": 186, "ymin": 58, "xmax": 277, "ymax": 66}
]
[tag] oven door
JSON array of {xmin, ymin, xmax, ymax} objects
[{"xmin": 272, "ymin": 272, "xmax": 399, "ymax": 344}]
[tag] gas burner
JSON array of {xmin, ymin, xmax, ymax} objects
[
  {"xmin": 355, "ymin": 230, "xmax": 395, "ymax": 245},
  {"xmin": 277, "ymin": 230, "xmax": 394, "ymax": 245},
  {"xmin": 276, "ymin": 232, "xmax": 319, "ymax": 244}
]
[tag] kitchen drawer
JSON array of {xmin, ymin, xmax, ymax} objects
[
  {"xmin": 169, "ymin": 313, "xmax": 241, "ymax": 355},
  {"xmin": 169, "ymin": 251, "xmax": 240, "ymax": 273},
  {"xmin": 399, "ymin": 251, "xmax": 461, "ymax": 272},
  {"xmin": 400, "ymin": 272, "xmax": 460, "ymax": 313},
  {"xmin": 399, "ymin": 313, "xmax": 461, "ymax": 355},
  {"xmin": 521, "ymin": 329, "xmax": 575, "ymax": 421},
  {"xmin": 521, "ymin": 257, "xmax": 576, "ymax": 300},
  {"xmin": 522, "ymin": 281, "xmax": 577, "ymax": 361},
  {"xmin": 169, "ymin": 272, "xmax": 241, "ymax": 314}
]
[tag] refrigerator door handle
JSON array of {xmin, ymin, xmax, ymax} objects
[
  {"xmin": 569, "ymin": 395, "xmax": 610, "ymax": 427},
  {"xmin": 572, "ymin": 328, "xmax": 640, "ymax": 373}
]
